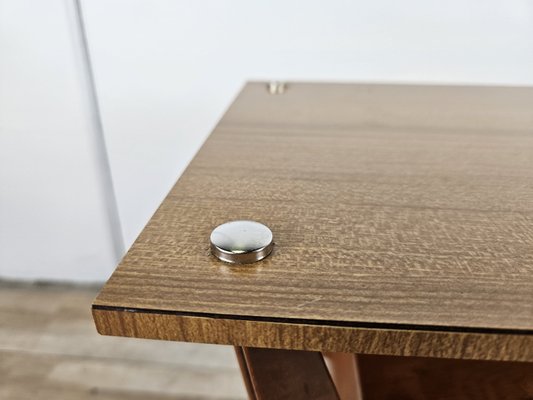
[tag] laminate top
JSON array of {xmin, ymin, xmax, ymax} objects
[{"xmin": 93, "ymin": 82, "xmax": 533, "ymax": 361}]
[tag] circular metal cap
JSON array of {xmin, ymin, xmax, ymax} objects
[{"xmin": 210, "ymin": 220, "xmax": 274, "ymax": 264}]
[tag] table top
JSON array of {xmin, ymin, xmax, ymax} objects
[{"xmin": 93, "ymin": 82, "xmax": 533, "ymax": 362}]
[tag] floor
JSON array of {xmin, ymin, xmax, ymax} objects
[{"xmin": 0, "ymin": 281, "xmax": 247, "ymax": 400}]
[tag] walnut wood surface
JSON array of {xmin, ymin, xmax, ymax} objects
[
  {"xmin": 236, "ymin": 347, "xmax": 339, "ymax": 400},
  {"xmin": 93, "ymin": 82, "xmax": 533, "ymax": 361}
]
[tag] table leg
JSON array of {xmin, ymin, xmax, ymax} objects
[
  {"xmin": 323, "ymin": 352, "xmax": 362, "ymax": 400},
  {"xmin": 234, "ymin": 347, "xmax": 339, "ymax": 400}
]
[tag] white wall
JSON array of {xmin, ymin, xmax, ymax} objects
[
  {"xmin": 0, "ymin": 0, "xmax": 123, "ymax": 281},
  {"xmin": 1, "ymin": 0, "xmax": 533, "ymax": 281},
  {"xmin": 82, "ymin": 0, "xmax": 533, "ymax": 250}
]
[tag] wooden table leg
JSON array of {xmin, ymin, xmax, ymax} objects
[
  {"xmin": 235, "ymin": 347, "xmax": 257, "ymax": 400},
  {"xmin": 235, "ymin": 347, "xmax": 339, "ymax": 400},
  {"xmin": 323, "ymin": 352, "xmax": 362, "ymax": 400}
]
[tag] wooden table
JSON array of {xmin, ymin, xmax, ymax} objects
[{"xmin": 93, "ymin": 82, "xmax": 533, "ymax": 399}]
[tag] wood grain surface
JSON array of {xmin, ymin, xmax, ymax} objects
[
  {"xmin": 92, "ymin": 309, "xmax": 533, "ymax": 362},
  {"xmin": 93, "ymin": 82, "xmax": 533, "ymax": 361},
  {"xmin": 0, "ymin": 283, "xmax": 245, "ymax": 400}
]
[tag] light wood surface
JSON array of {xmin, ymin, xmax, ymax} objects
[
  {"xmin": 93, "ymin": 82, "xmax": 533, "ymax": 361},
  {"xmin": 0, "ymin": 283, "xmax": 245, "ymax": 400}
]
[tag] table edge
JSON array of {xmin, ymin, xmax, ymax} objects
[
  {"xmin": 92, "ymin": 304, "xmax": 533, "ymax": 336},
  {"xmin": 92, "ymin": 305, "xmax": 533, "ymax": 362}
]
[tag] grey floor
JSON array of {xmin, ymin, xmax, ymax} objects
[{"xmin": 0, "ymin": 282, "xmax": 247, "ymax": 400}]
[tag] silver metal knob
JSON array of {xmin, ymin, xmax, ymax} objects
[{"xmin": 210, "ymin": 220, "xmax": 274, "ymax": 264}]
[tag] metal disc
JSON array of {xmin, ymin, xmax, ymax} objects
[{"xmin": 210, "ymin": 220, "xmax": 274, "ymax": 264}]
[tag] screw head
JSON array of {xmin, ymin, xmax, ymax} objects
[
  {"xmin": 267, "ymin": 81, "xmax": 286, "ymax": 95},
  {"xmin": 210, "ymin": 220, "xmax": 274, "ymax": 264}
]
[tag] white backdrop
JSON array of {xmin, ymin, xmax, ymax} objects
[
  {"xmin": 2, "ymin": 0, "xmax": 533, "ymax": 281},
  {"xmin": 0, "ymin": 0, "xmax": 123, "ymax": 281}
]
